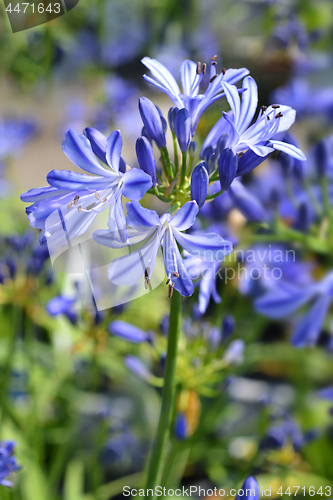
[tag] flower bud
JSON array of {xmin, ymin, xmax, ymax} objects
[
  {"xmin": 174, "ymin": 413, "xmax": 188, "ymax": 440},
  {"xmin": 168, "ymin": 107, "xmax": 178, "ymax": 133},
  {"xmin": 201, "ymin": 145, "xmax": 216, "ymax": 172},
  {"xmin": 218, "ymin": 147, "xmax": 238, "ymax": 190},
  {"xmin": 175, "ymin": 108, "xmax": 192, "ymax": 152},
  {"xmin": 136, "ymin": 137, "xmax": 157, "ymax": 186},
  {"xmin": 222, "ymin": 314, "xmax": 235, "ymax": 342},
  {"xmin": 190, "ymin": 162, "xmax": 209, "ymax": 209},
  {"xmin": 108, "ymin": 320, "xmax": 150, "ymax": 343},
  {"xmin": 236, "ymin": 477, "xmax": 259, "ymax": 500},
  {"xmin": 189, "ymin": 141, "xmax": 197, "ymax": 158},
  {"xmin": 294, "ymin": 201, "xmax": 311, "ymax": 233},
  {"xmin": 139, "ymin": 97, "xmax": 166, "ymax": 148},
  {"xmin": 141, "ymin": 126, "xmax": 152, "ymax": 145},
  {"xmin": 216, "ymin": 134, "xmax": 229, "ymax": 156}
]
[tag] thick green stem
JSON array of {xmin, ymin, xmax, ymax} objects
[
  {"xmin": 145, "ymin": 291, "xmax": 182, "ymax": 494},
  {"xmin": 172, "ymin": 133, "xmax": 179, "ymax": 175}
]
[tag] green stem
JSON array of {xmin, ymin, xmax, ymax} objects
[
  {"xmin": 206, "ymin": 188, "xmax": 224, "ymax": 201},
  {"xmin": 180, "ymin": 151, "xmax": 188, "ymax": 188},
  {"xmin": 172, "ymin": 133, "xmax": 179, "ymax": 175},
  {"xmin": 145, "ymin": 291, "xmax": 182, "ymax": 494},
  {"xmin": 320, "ymin": 178, "xmax": 333, "ymax": 222},
  {"xmin": 186, "ymin": 156, "xmax": 194, "ymax": 178},
  {"xmin": 161, "ymin": 147, "xmax": 173, "ymax": 179}
]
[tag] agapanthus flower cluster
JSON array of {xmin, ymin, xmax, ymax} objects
[{"xmin": 21, "ymin": 55, "xmax": 305, "ymax": 301}]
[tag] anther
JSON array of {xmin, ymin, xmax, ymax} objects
[
  {"xmin": 144, "ymin": 268, "xmax": 150, "ymax": 289},
  {"xmin": 74, "ymin": 195, "xmax": 80, "ymax": 205},
  {"xmin": 202, "ymin": 63, "xmax": 207, "ymax": 75},
  {"xmin": 211, "ymin": 55, "xmax": 218, "ymax": 61},
  {"xmin": 86, "ymin": 203, "xmax": 96, "ymax": 210},
  {"xmin": 237, "ymin": 152, "xmax": 244, "ymax": 158},
  {"xmin": 267, "ymin": 115, "xmax": 270, "ymax": 121},
  {"xmin": 95, "ymin": 192, "xmax": 100, "ymax": 200},
  {"xmin": 212, "ymin": 61, "xmax": 217, "ymax": 66},
  {"xmin": 166, "ymin": 278, "xmax": 170, "ymax": 285},
  {"xmin": 78, "ymin": 205, "xmax": 82, "ymax": 212},
  {"xmin": 272, "ymin": 104, "xmax": 280, "ymax": 109},
  {"xmin": 102, "ymin": 198, "xmax": 107, "ymax": 203},
  {"xmin": 275, "ymin": 112, "xmax": 283, "ymax": 119},
  {"xmin": 168, "ymin": 282, "xmax": 175, "ymax": 298},
  {"xmin": 196, "ymin": 62, "xmax": 202, "ymax": 75},
  {"xmin": 260, "ymin": 105, "xmax": 267, "ymax": 115},
  {"xmin": 173, "ymin": 272, "xmax": 180, "ymax": 278},
  {"xmin": 222, "ymin": 67, "xmax": 226, "ymax": 75},
  {"xmin": 210, "ymin": 74, "xmax": 218, "ymax": 83},
  {"xmin": 67, "ymin": 201, "xmax": 73, "ymax": 210}
]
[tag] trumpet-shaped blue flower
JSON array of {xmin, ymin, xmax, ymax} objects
[
  {"xmin": 142, "ymin": 57, "xmax": 249, "ymax": 133},
  {"xmin": 21, "ymin": 128, "xmax": 152, "ymax": 245},
  {"xmin": 202, "ymin": 76, "xmax": 306, "ymax": 165},
  {"xmin": 93, "ymin": 201, "xmax": 233, "ymax": 297},
  {"xmin": 255, "ymin": 271, "xmax": 333, "ymax": 347}
]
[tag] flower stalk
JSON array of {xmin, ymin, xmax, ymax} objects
[{"xmin": 145, "ymin": 290, "xmax": 182, "ymax": 494}]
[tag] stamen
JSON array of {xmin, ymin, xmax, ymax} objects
[
  {"xmin": 202, "ymin": 63, "xmax": 207, "ymax": 75},
  {"xmin": 222, "ymin": 67, "xmax": 226, "ymax": 75},
  {"xmin": 237, "ymin": 152, "xmax": 244, "ymax": 158},
  {"xmin": 102, "ymin": 198, "xmax": 107, "ymax": 203},
  {"xmin": 173, "ymin": 272, "xmax": 180, "ymax": 278},
  {"xmin": 168, "ymin": 282, "xmax": 175, "ymax": 298},
  {"xmin": 95, "ymin": 192, "xmax": 100, "ymax": 200},
  {"xmin": 74, "ymin": 195, "xmax": 80, "ymax": 205},
  {"xmin": 78, "ymin": 205, "xmax": 82, "ymax": 212},
  {"xmin": 67, "ymin": 201, "xmax": 73, "ymax": 210},
  {"xmin": 212, "ymin": 61, "xmax": 217, "ymax": 66},
  {"xmin": 166, "ymin": 278, "xmax": 170, "ymax": 285},
  {"xmin": 144, "ymin": 268, "xmax": 150, "ymax": 289},
  {"xmin": 260, "ymin": 105, "xmax": 267, "ymax": 115},
  {"xmin": 86, "ymin": 203, "xmax": 96, "ymax": 210},
  {"xmin": 267, "ymin": 115, "xmax": 270, "ymax": 121},
  {"xmin": 211, "ymin": 55, "xmax": 218, "ymax": 61},
  {"xmin": 196, "ymin": 62, "xmax": 202, "ymax": 75},
  {"xmin": 210, "ymin": 74, "xmax": 218, "ymax": 83},
  {"xmin": 275, "ymin": 112, "xmax": 283, "ymax": 119},
  {"xmin": 272, "ymin": 105, "xmax": 280, "ymax": 109}
]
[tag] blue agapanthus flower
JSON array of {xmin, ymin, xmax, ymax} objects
[
  {"xmin": 202, "ymin": 76, "xmax": 306, "ymax": 163},
  {"xmin": 255, "ymin": 271, "xmax": 333, "ymax": 347},
  {"xmin": 0, "ymin": 441, "xmax": 20, "ymax": 487},
  {"xmin": 20, "ymin": 128, "xmax": 152, "ymax": 246},
  {"xmin": 142, "ymin": 56, "xmax": 249, "ymax": 133},
  {"xmin": 93, "ymin": 200, "xmax": 233, "ymax": 297}
]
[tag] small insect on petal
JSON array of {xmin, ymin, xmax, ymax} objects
[
  {"xmin": 67, "ymin": 201, "xmax": 73, "ymax": 210},
  {"xmin": 74, "ymin": 195, "xmax": 80, "ymax": 205}
]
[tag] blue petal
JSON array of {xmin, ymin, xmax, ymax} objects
[
  {"xmin": 173, "ymin": 229, "xmax": 233, "ymax": 262},
  {"xmin": 169, "ymin": 201, "xmax": 198, "ymax": 231},
  {"xmin": 255, "ymin": 282, "xmax": 316, "ymax": 318},
  {"xmin": 47, "ymin": 170, "xmax": 114, "ymax": 191},
  {"xmin": 249, "ymin": 144, "xmax": 275, "ymax": 156},
  {"xmin": 122, "ymin": 168, "xmax": 153, "ymax": 201},
  {"xmin": 108, "ymin": 320, "xmax": 148, "ymax": 343},
  {"xmin": 224, "ymin": 67, "xmax": 250, "ymax": 85},
  {"xmin": 191, "ymin": 163, "xmax": 209, "ymax": 208},
  {"xmin": 126, "ymin": 200, "xmax": 161, "ymax": 228},
  {"xmin": 21, "ymin": 186, "xmax": 66, "ymax": 203},
  {"xmin": 228, "ymin": 179, "xmax": 267, "ymax": 222},
  {"xmin": 200, "ymin": 112, "xmax": 233, "ymax": 156},
  {"xmin": 141, "ymin": 57, "xmax": 181, "ymax": 101},
  {"xmin": 318, "ymin": 386, "xmax": 333, "ymax": 401},
  {"xmin": 269, "ymin": 140, "xmax": 307, "ymax": 160},
  {"xmin": 83, "ymin": 127, "xmax": 107, "ymax": 163},
  {"xmin": 93, "ymin": 226, "xmax": 155, "ymax": 248},
  {"xmin": 136, "ymin": 137, "xmax": 157, "ymax": 186},
  {"xmin": 222, "ymin": 81, "xmax": 241, "ymax": 126},
  {"xmin": 291, "ymin": 293, "xmax": 331, "ymax": 347},
  {"xmin": 238, "ymin": 76, "xmax": 258, "ymax": 134},
  {"xmin": 107, "ymin": 194, "xmax": 127, "ymax": 242},
  {"xmin": 179, "ymin": 60, "xmax": 197, "ymax": 96},
  {"xmin": 163, "ymin": 228, "xmax": 194, "ymax": 296},
  {"xmin": 222, "ymin": 112, "xmax": 240, "ymax": 147},
  {"xmin": 106, "ymin": 130, "xmax": 122, "ymax": 173},
  {"xmin": 108, "ymin": 232, "xmax": 161, "ymax": 286},
  {"xmin": 62, "ymin": 129, "xmax": 114, "ymax": 177},
  {"xmin": 124, "ymin": 355, "xmax": 152, "ymax": 382},
  {"xmin": 236, "ymin": 148, "xmax": 270, "ymax": 176}
]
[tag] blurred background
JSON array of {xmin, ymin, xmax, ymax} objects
[{"xmin": 0, "ymin": 0, "xmax": 333, "ymax": 499}]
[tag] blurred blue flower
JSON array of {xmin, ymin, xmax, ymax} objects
[
  {"xmin": 0, "ymin": 441, "xmax": 20, "ymax": 487},
  {"xmin": 255, "ymin": 271, "xmax": 333, "ymax": 347},
  {"xmin": 236, "ymin": 477, "xmax": 259, "ymax": 500},
  {"xmin": 108, "ymin": 320, "xmax": 153, "ymax": 344}
]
